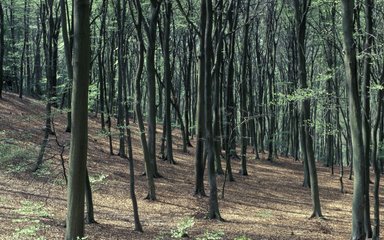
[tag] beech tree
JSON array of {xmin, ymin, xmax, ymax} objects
[
  {"xmin": 341, "ymin": 0, "xmax": 366, "ymax": 238},
  {"xmin": 65, "ymin": 0, "xmax": 90, "ymax": 238},
  {"xmin": 293, "ymin": 0, "xmax": 322, "ymax": 218},
  {"xmin": 0, "ymin": 2, "xmax": 4, "ymax": 98}
]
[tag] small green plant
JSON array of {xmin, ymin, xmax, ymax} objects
[
  {"xmin": 12, "ymin": 200, "xmax": 51, "ymax": 239},
  {"xmin": 256, "ymin": 209, "xmax": 272, "ymax": 219},
  {"xmin": 89, "ymin": 173, "xmax": 109, "ymax": 185},
  {"xmin": 97, "ymin": 129, "xmax": 112, "ymax": 138},
  {"xmin": 13, "ymin": 223, "xmax": 44, "ymax": 239},
  {"xmin": 0, "ymin": 140, "xmax": 38, "ymax": 173},
  {"xmin": 33, "ymin": 163, "xmax": 52, "ymax": 177},
  {"xmin": 196, "ymin": 230, "xmax": 224, "ymax": 240},
  {"xmin": 234, "ymin": 236, "xmax": 252, "ymax": 240},
  {"xmin": 14, "ymin": 200, "xmax": 51, "ymax": 218},
  {"xmin": 76, "ymin": 237, "xmax": 88, "ymax": 240},
  {"xmin": 171, "ymin": 217, "xmax": 195, "ymax": 238}
]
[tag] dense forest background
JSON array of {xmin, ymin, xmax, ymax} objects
[{"xmin": 0, "ymin": 0, "xmax": 384, "ymax": 239}]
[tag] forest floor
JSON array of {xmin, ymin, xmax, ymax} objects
[{"xmin": 0, "ymin": 92, "xmax": 383, "ymax": 240}]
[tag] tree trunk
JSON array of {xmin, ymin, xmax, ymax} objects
[
  {"xmin": 194, "ymin": 0, "xmax": 207, "ymax": 196},
  {"xmin": 129, "ymin": 0, "xmax": 156, "ymax": 200},
  {"xmin": 205, "ymin": 0, "xmax": 221, "ymax": 220},
  {"xmin": 65, "ymin": 0, "xmax": 90, "ymax": 238},
  {"xmin": 239, "ymin": 0, "xmax": 251, "ymax": 176},
  {"xmin": 115, "ymin": 0, "xmax": 126, "ymax": 157},
  {"xmin": 123, "ymin": 49, "xmax": 143, "ymax": 231},
  {"xmin": 60, "ymin": 0, "xmax": 74, "ymax": 133},
  {"xmin": 371, "ymin": 87, "xmax": 382, "ymax": 240},
  {"xmin": 0, "ymin": 2, "xmax": 3, "ymax": 99},
  {"xmin": 342, "ymin": 0, "xmax": 366, "ymax": 238},
  {"xmin": 147, "ymin": 0, "xmax": 161, "ymax": 177},
  {"xmin": 85, "ymin": 169, "xmax": 96, "ymax": 224},
  {"xmin": 362, "ymin": 0, "xmax": 374, "ymax": 236},
  {"xmin": 163, "ymin": 0, "xmax": 175, "ymax": 164},
  {"xmin": 225, "ymin": 0, "xmax": 238, "ymax": 182},
  {"xmin": 294, "ymin": 0, "xmax": 323, "ymax": 218}
]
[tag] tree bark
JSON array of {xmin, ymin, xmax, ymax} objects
[
  {"xmin": 0, "ymin": 2, "xmax": 3, "ymax": 99},
  {"xmin": 294, "ymin": 0, "xmax": 323, "ymax": 218},
  {"xmin": 205, "ymin": 0, "xmax": 221, "ymax": 220},
  {"xmin": 163, "ymin": 0, "xmax": 175, "ymax": 164},
  {"xmin": 362, "ymin": 0, "xmax": 374, "ymax": 236},
  {"xmin": 129, "ymin": 0, "xmax": 156, "ymax": 200},
  {"xmin": 342, "ymin": 0, "xmax": 366, "ymax": 238},
  {"xmin": 146, "ymin": 0, "xmax": 161, "ymax": 177},
  {"xmin": 65, "ymin": 0, "xmax": 90, "ymax": 238},
  {"xmin": 194, "ymin": 0, "xmax": 207, "ymax": 196}
]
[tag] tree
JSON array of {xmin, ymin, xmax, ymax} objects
[
  {"xmin": 0, "ymin": 2, "xmax": 4, "ymax": 99},
  {"xmin": 194, "ymin": 0, "xmax": 207, "ymax": 196},
  {"xmin": 205, "ymin": 0, "xmax": 221, "ymax": 220},
  {"xmin": 362, "ymin": 0, "xmax": 374, "ymax": 236},
  {"xmin": 163, "ymin": 0, "xmax": 175, "ymax": 164},
  {"xmin": 293, "ymin": 0, "xmax": 323, "ymax": 218},
  {"xmin": 114, "ymin": 0, "xmax": 127, "ymax": 157},
  {"xmin": 60, "ymin": 0, "xmax": 74, "ymax": 133},
  {"xmin": 146, "ymin": 0, "xmax": 162, "ymax": 177},
  {"xmin": 239, "ymin": 0, "xmax": 251, "ymax": 176},
  {"xmin": 128, "ymin": 0, "xmax": 156, "ymax": 200},
  {"xmin": 341, "ymin": 0, "xmax": 366, "ymax": 238},
  {"xmin": 65, "ymin": 0, "xmax": 90, "ymax": 238},
  {"xmin": 224, "ymin": 0, "xmax": 238, "ymax": 182}
]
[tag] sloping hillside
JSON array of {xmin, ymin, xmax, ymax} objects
[{"xmin": 0, "ymin": 92, "xmax": 383, "ymax": 239}]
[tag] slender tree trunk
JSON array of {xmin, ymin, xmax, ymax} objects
[
  {"xmin": 205, "ymin": 0, "xmax": 221, "ymax": 220},
  {"xmin": 294, "ymin": 0, "xmax": 323, "ymax": 218},
  {"xmin": 123, "ymin": 53, "xmax": 143, "ymax": 232},
  {"xmin": 85, "ymin": 169, "xmax": 96, "ymax": 224},
  {"xmin": 97, "ymin": 5, "xmax": 106, "ymax": 132},
  {"xmin": 163, "ymin": 0, "xmax": 175, "ymax": 164},
  {"xmin": 362, "ymin": 0, "xmax": 374, "ymax": 236},
  {"xmin": 225, "ymin": 0, "xmax": 238, "ymax": 181},
  {"xmin": 212, "ymin": 0, "xmax": 224, "ymax": 175},
  {"xmin": 147, "ymin": 0, "xmax": 161, "ymax": 177},
  {"xmin": 194, "ymin": 0, "xmax": 207, "ymax": 196},
  {"xmin": 184, "ymin": 32, "xmax": 193, "ymax": 147},
  {"xmin": 239, "ymin": 0, "xmax": 251, "ymax": 176},
  {"xmin": 371, "ymin": 87, "xmax": 382, "ymax": 240},
  {"xmin": 60, "ymin": 0, "xmax": 73, "ymax": 133},
  {"xmin": 65, "ymin": 0, "xmax": 90, "ymax": 238},
  {"xmin": 342, "ymin": 0, "xmax": 366, "ymax": 238},
  {"xmin": 0, "ymin": 2, "xmax": 3, "ymax": 99},
  {"xmin": 129, "ymin": 0, "xmax": 156, "ymax": 200},
  {"xmin": 115, "ymin": 0, "xmax": 126, "ymax": 157}
]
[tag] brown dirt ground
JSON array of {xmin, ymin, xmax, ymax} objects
[{"xmin": 0, "ymin": 92, "xmax": 383, "ymax": 240}]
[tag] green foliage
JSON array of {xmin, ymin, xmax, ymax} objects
[
  {"xmin": 234, "ymin": 236, "xmax": 252, "ymax": 240},
  {"xmin": 255, "ymin": 209, "xmax": 273, "ymax": 219},
  {"xmin": 89, "ymin": 173, "xmax": 109, "ymax": 185},
  {"xmin": 76, "ymin": 237, "xmax": 88, "ymax": 240},
  {"xmin": 14, "ymin": 200, "xmax": 51, "ymax": 218},
  {"xmin": 88, "ymin": 82, "xmax": 99, "ymax": 111},
  {"xmin": 196, "ymin": 230, "xmax": 224, "ymax": 240},
  {"xmin": 276, "ymin": 88, "xmax": 322, "ymax": 105},
  {"xmin": 33, "ymin": 162, "xmax": 52, "ymax": 178},
  {"xmin": 97, "ymin": 129, "xmax": 112, "ymax": 138},
  {"xmin": 170, "ymin": 216, "xmax": 195, "ymax": 238},
  {"xmin": 0, "ymin": 139, "xmax": 38, "ymax": 173},
  {"xmin": 13, "ymin": 223, "xmax": 45, "ymax": 240},
  {"xmin": 12, "ymin": 200, "xmax": 51, "ymax": 239},
  {"xmin": 370, "ymin": 83, "xmax": 384, "ymax": 91}
]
